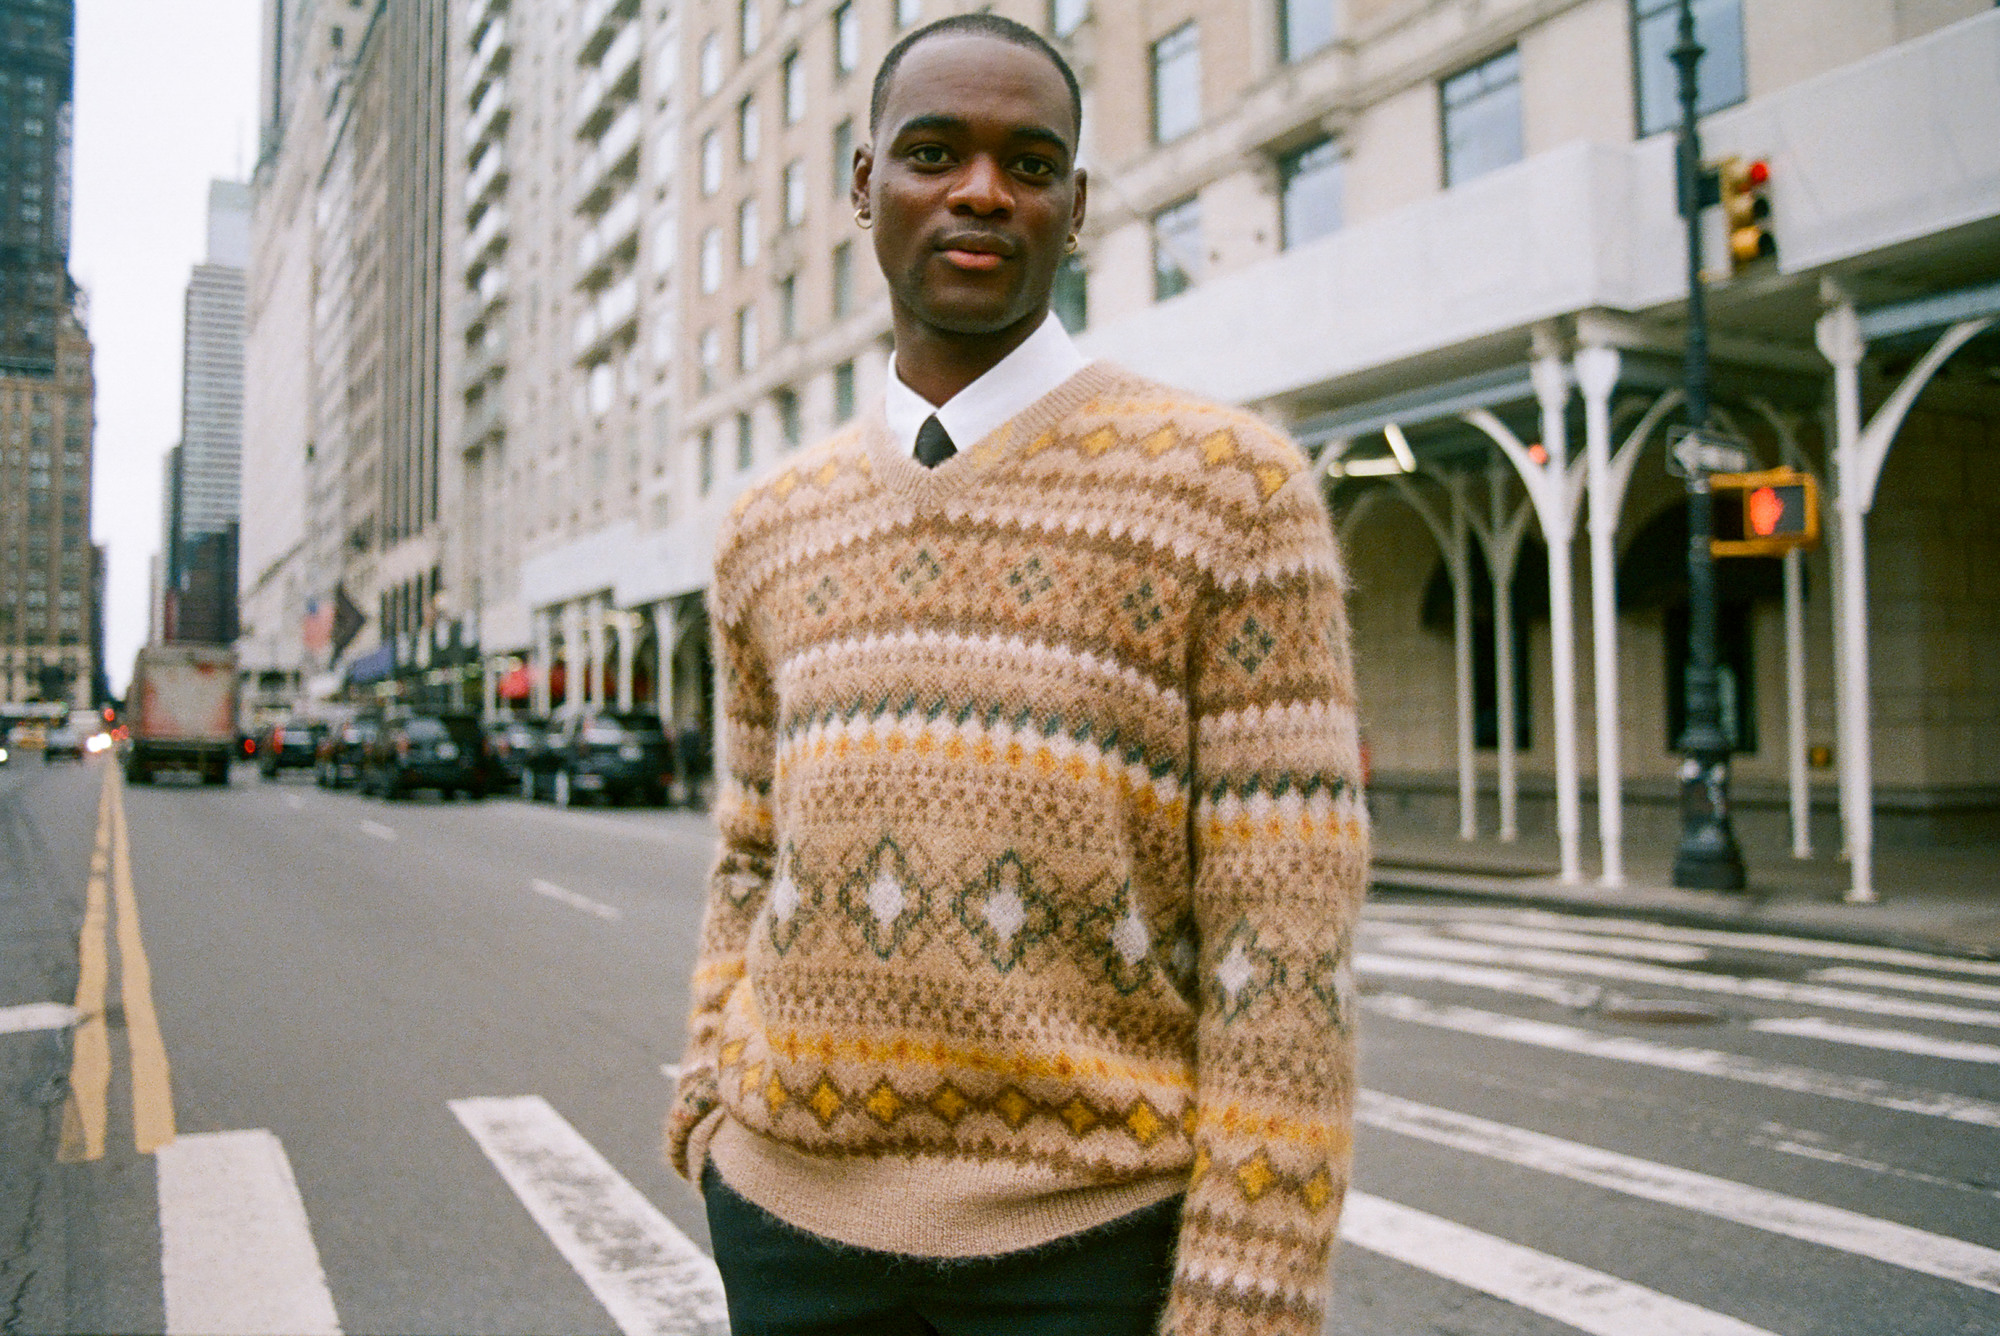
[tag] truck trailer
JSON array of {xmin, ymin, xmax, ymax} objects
[{"xmin": 125, "ymin": 644, "xmax": 238, "ymax": 785}]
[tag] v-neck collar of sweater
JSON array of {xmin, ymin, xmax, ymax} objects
[{"xmin": 858, "ymin": 361, "xmax": 1121, "ymax": 502}]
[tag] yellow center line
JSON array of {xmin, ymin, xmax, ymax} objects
[
  {"xmin": 58, "ymin": 766, "xmax": 114, "ymax": 1162},
  {"xmin": 112, "ymin": 769, "xmax": 176, "ymax": 1153}
]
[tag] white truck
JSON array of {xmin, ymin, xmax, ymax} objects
[{"xmin": 125, "ymin": 644, "xmax": 239, "ymax": 785}]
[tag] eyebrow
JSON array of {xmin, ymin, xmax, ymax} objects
[{"xmin": 891, "ymin": 112, "xmax": 1072, "ymax": 156}]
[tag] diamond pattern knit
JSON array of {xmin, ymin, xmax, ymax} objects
[{"xmin": 667, "ymin": 362, "xmax": 1368, "ymax": 1335}]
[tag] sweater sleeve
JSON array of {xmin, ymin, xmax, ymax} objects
[
  {"xmin": 665, "ymin": 574, "xmax": 779, "ymax": 1184},
  {"xmin": 1163, "ymin": 460, "xmax": 1369, "ymax": 1336}
]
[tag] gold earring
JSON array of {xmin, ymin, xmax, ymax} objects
[
  {"xmin": 1064, "ymin": 235, "xmax": 1079, "ymax": 254},
  {"xmin": 854, "ymin": 209, "xmax": 872, "ymax": 229}
]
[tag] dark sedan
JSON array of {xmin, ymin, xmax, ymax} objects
[
  {"xmin": 523, "ymin": 712, "xmax": 675, "ymax": 807},
  {"xmin": 258, "ymin": 719, "xmax": 322, "ymax": 779},
  {"xmin": 486, "ymin": 717, "xmax": 549, "ymax": 790},
  {"xmin": 361, "ymin": 712, "xmax": 489, "ymax": 800},
  {"xmin": 316, "ymin": 716, "xmax": 379, "ymax": 789}
]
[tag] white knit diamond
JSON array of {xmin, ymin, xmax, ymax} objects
[
  {"xmin": 771, "ymin": 868, "xmax": 800, "ymax": 923},
  {"xmin": 1216, "ymin": 941, "xmax": 1256, "ymax": 1002},
  {"xmin": 984, "ymin": 887, "xmax": 1027, "ymax": 943},
  {"xmin": 867, "ymin": 868, "xmax": 907, "ymax": 927},
  {"xmin": 1111, "ymin": 906, "xmax": 1150, "ymax": 966}
]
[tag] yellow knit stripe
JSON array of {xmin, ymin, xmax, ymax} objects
[
  {"xmin": 1193, "ymin": 1103, "xmax": 1353, "ymax": 1153},
  {"xmin": 753, "ymin": 1027, "xmax": 1198, "ymax": 1093},
  {"xmin": 691, "ymin": 959, "xmax": 747, "ymax": 988},
  {"xmin": 1197, "ymin": 812, "xmax": 1368, "ymax": 849}
]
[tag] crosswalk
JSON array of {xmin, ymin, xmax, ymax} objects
[{"xmin": 128, "ymin": 900, "xmax": 2000, "ymax": 1335}]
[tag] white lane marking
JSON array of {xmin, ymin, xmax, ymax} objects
[
  {"xmin": 1368, "ymin": 935, "xmax": 2000, "ymax": 1028},
  {"xmin": 156, "ymin": 1129, "xmax": 342, "ymax": 1336},
  {"xmin": 450, "ymin": 1095, "xmax": 728, "ymax": 1336},
  {"xmin": 1751, "ymin": 1130, "xmax": 2000, "ymax": 1201},
  {"xmin": 1393, "ymin": 920, "xmax": 1711, "ymax": 963},
  {"xmin": 1750, "ymin": 1016, "xmax": 2000, "ymax": 1065},
  {"xmin": 1362, "ymin": 993, "xmax": 2000, "ymax": 1130},
  {"xmin": 358, "ymin": 820, "xmax": 397, "ymax": 842},
  {"xmin": 1809, "ymin": 966, "xmax": 2000, "ymax": 1005},
  {"xmin": 284, "ymin": 792, "xmax": 306, "ymax": 810},
  {"xmin": 532, "ymin": 878, "xmax": 624, "ymax": 922},
  {"xmin": 1357, "ymin": 1091, "xmax": 2000, "ymax": 1294},
  {"xmin": 1340, "ymin": 1192, "xmax": 1780, "ymax": 1336},
  {"xmin": 1367, "ymin": 904, "xmax": 2000, "ymax": 978},
  {"xmin": 1358, "ymin": 953, "xmax": 1607, "ymax": 1008},
  {"xmin": 0, "ymin": 1001, "xmax": 79, "ymax": 1034}
]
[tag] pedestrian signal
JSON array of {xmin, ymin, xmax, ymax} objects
[
  {"xmin": 1718, "ymin": 156, "xmax": 1775, "ymax": 271},
  {"xmin": 1710, "ymin": 467, "xmax": 1819, "ymax": 557}
]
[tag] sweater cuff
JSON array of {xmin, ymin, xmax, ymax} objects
[{"xmin": 1161, "ymin": 1194, "xmax": 1335, "ymax": 1336}]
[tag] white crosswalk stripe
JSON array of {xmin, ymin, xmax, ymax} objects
[
  {"xmin": 1750, "ymin": 1015, "xmax": 2000, "ymax": 1065},
  {"xmin": 1808, "ymin": 965, "xmax": 2000, "ymax": 1004}
]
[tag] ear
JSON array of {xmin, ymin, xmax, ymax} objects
[
  {"xmin": 851, "ymin": 142, "xmax": 875, "ymax": 220},
  {"xmin": 1071, "ymin": 167, "xmax": 1088, "ymax": 238}
]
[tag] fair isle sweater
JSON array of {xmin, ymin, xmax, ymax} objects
[{"xmin": 666, "ymin": 361, "xmax": 1369, "ymax": 1336}]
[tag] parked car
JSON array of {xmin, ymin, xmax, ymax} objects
[
  {"xmin": 316, "ymin": 716, "xmax": 379, "ymax": 789},
  {"xmin": 42, "ymin": 727, "xmax": 84, "ymax": 763},
  {"xmin": 360, "ymin": 711, "xmax": 489, "ymax": 800},
  {"xmin": 258, "ymin": 718, "xmax": 322, "ymax": 779},
  {"xmin": 485, "ymin": 717, "xmax": 549, "ymax": 790},
  {"xmin": 523, "ymin": 711, "xmax": 676, "ymax": 807}
]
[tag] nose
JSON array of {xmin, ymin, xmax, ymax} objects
[{"xmin": 946, "ymin": 154, "xmax": 1012, "ymax": 216}]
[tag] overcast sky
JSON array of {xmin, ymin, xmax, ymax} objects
[{"xmin": 73, "ymin": 0, "xmax": 260, "ymax": 693}]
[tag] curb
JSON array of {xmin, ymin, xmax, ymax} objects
[{"xmin": 1366, "ymin": 866, "xmax": 2000, "ymax": 963}]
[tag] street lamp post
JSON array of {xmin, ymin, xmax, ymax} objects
[{"xmin": 1669, "ymin": 0, "xmax": 1748, "ymax": 890}]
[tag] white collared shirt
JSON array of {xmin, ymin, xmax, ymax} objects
[{"xmin": 883, "ymin": 314, "xmax": 1090, "ymax": 459}]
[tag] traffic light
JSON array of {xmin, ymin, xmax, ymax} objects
[
  {"xmin": 1710, "ymin": 467, "xmax": 1819, "ymax": 557},
  {"xmin": 1718, "ymin": 156, "xmax": 1775, "ymax": 271}
]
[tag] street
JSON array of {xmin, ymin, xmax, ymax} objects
[{"xmin": 3, "ymin": 756, "xmax": 1998, "ymax": 1335}]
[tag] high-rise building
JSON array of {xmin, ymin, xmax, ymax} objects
[{"xmin": 0, "ymin": 0, "xmax": 92, "ymax": 709}]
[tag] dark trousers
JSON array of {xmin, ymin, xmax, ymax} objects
[{"xmin": 703, "ymin": 1165, "xmax": 1179, "ymax": 1336}]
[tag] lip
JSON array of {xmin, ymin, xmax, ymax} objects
[{"xmin": 934, "ymin": 231, "xmax": 1016, "ymax": 270}]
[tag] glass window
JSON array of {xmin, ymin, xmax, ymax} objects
[
  {"xmin": 700, "ymin": 129, "xmax": 723, "ymax": 195},
  {"xmin": 1152, "ymin": 196, "xmax": 1201, "ymax": 300},
  {"xmin": 737, "ymin": 304, "xmax": 759, "ymax": 371},
  {"xmin": 832, "ymin": 241, "xmax": 854, "ymax": 317},
  {"xmin": 738, "ymin": 94, "xmax": 760, "ymax": 164},
  {"xmin": 699, "ymin": 327, "xmax": 721, "ymax": 392},
  {"xmin": 699, "ymin": 428, "xmax": 715, "ymax": 492},
  {"xmin": 1050, "ymin": 0, "xmax": 1087, "ymax": 38},
  {"xmin": 700, "ymin": 227, "xmax": 723, "ymax": 292},
  {"xmin": 1441, "ymin": 47, "xmax": 1523, "ymax": 187},
  {"xmin": 736, "ymin": 411, "xmax": 755, "ymax": 470},
  {"xmin": 700, "ymin": 32, "xmax": 724, "ymax": 95},
  {"xmin": 1052, "ymin": 254, "xmax": 1087, "ymax": 333},
  {"xmin": 1151, "ymin": 23, "xmax": 1200, "ymax": 144},
  {"xmin": 778, "ymin": 273, "xmax": 798, "ymax": 339},
  {"xmin": 783, "ymin": 158, "xmax": 807, "ymax": 226},
  {"xmin": 832, "ymin": 118, "xmax": 855, "ymax": 198},
  {"xmin": 834, "ymin": 3, "xmax": 860, "ymax": 76},
  {"xmin": 740, "ymin": 0, "xmax": 760, "ymax": 57},
  {"xmin": 783, "ymin": 49, "xmax": 806, "ymax": 124},
  {"xmin": 776, "ymin": 387, "xmax": 802, "ymax": 447},
  {"xmin": 1280, "ymin": 0, "xmax": 1335, "ymax": 62},
  {"xmin": 1279, "ymin": 137, "xmax": 1343, "ymax": 248},
  {"xmin": 897, "ymin": 0, "xmax": 922, "ymax": 28},
  {"xmin": 738, "ymin": 197, "xmax": 760, "ymax": 266},
  {"xmin": 1632, "ymin": 0, "xmax": 1745, "ymax": 137},
  {"xmin": 833, "ymin": 360, "xmax": 856, "ymax": 422}
]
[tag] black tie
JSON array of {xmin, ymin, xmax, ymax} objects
[{"xmin": 915, "ymin": 415, "xmax": 956, "ymax": 468}]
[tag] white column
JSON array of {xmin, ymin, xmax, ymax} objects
[
  {"xmin": 1532, "ymin": 353, "xmax": 1584, "ymax": 886},
  {"xmin": 1449, "ymin": 477, "xmax": 1477, "ymax": 841},
  {"xmin": 1487, "ymin": 461, "xmax": 1521, "ymax": 844},
  {"xmin": 616, "ymin": 610, "xmax": 636, "ymax": 711},
  {"xmin": 482, "ymin": 655, "xmax": 498, "ymax": 718},
  {"xmin": 651, "ymin": 601, "xmax": 676, "ymax": 721},
  {"xmin": 561, "ymin": 603, "xmax": 584, "ymax": 716},
  {"xmin": 584, "ymin": 599, "xmax": 605, "ymax": 712},
  {"xmin": 1576, "ymin": 346, "xmax": 1624, "ymax": 887},
  {"xmin": 1817, "ymin": 303, "xmax": 1873, "ymax": 903},
  {"xmin": 1783, "ymin": 549, "xmax": 1811, "ymax": 859},
  {"xmin": 532, "ymin": 611, "xmax": 553, "ymax": 717}
]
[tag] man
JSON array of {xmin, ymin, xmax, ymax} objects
[{"xmin": 667, "ymin": 15, "xmax": 1367, "ymax": 1336}]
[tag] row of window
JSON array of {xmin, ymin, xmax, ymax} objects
[
  {"xmin": 703, "ymin": 0, "xmax": 907, "ymax": 103},
  {"xmin": 694, "ymin": 360, "xmax": 855, "ymax": 494}
]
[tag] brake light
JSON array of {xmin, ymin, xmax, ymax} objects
[
  {"xmin": 396, "ymin": 737, "xmax": 410, "ymax": 757},
  {"xmin": 273, "ymin": 728, "xmax": 285, "ymax": 748},
  {"xmin": 243, "ymin": 738, "xmax": 257, "ymax": 755}
]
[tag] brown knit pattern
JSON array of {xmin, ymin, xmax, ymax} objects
[{"xmin": 666, "ymin": 363, "xmax": 1368, "ymax": 1335}]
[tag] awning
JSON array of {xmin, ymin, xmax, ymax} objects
[
  {"xmin": 346, "ymin": 643, "xmax": 397, "ymax": 686},
  {"xmin": 497, "ymin": 665, "xmax": 533, "ymax": 700}
]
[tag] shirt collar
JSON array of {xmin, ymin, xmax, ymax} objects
[{"xmin": 883, "ymin": 314, "xmax": 1090, "ymax": 458}]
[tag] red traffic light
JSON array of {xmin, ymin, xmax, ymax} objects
[
  {"xmin": 1744, "ymin": 158, "xmax": 1770, "ymax": 186},
  {"xmin": 1747, "ymin": 485, "xmax": 1787, "ymax": 537},
  {"xmin": 1711, "ymin": 468, "xmax": 1820, "ymax": 557}
]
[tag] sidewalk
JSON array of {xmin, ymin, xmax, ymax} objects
[{"xmin": 1367, "ymin": 826, "xmax": 2000, "ymax": 960}]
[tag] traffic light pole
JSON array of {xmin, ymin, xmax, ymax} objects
[{"xmin": 1669, "ymin": 0, "xmax": 1748, "ymax": 890}]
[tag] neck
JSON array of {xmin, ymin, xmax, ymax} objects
[{"xmin": 891, "ymin": 305, "xmax": 1046, "ymax": 406}]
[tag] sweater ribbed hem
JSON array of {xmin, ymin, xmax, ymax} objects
[{"xmin": 708, "ymin": 1116, "xmax": 1189, "ymax": 1260}]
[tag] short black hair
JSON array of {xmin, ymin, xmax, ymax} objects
[{"xmin": 868, "ymin": 14, "xmax": 1083, "ymax": 145}]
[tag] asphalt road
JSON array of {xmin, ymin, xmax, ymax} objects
[{"xmin": 3, "ymin": 754, "xmax": 1998, "ymax": 1334}]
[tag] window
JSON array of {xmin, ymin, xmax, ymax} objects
[
  {"xmin": 736, "ymin": 411, "xmax": 755, "ymax": 470},
  {"xmin": 1152, "ymin": 196, "xmax": 1201, "ymax": 300},
  {"xmin": 699, "ymin": 328, "xmax": 722, "ymax": 392},
  {"xmin": 738, "ymin": 197, "xmax": 761, "ymax": 266},
  {"xmin": 833, "ymin": 360, "xmax": 856, "ymax": 422},
  {"xmin": 1279, "ymin": 138, "xmax": 1343, "ymax": 248},
  {"xmin": 739, "ymin": 0, "xmax": 760, "ymax": 57},
  {"xmin": 1632, "ymin": 0, "xmax": 1745, "ymax": 137},
  {"xmin": 833, "ymin": 3, "xmax": 860, "ymax": 77},
  {"xmin": 737, "ymin": 304, "xmax": 760, "ymax": 372},
  {"xmin": 1151, "ymin": 23, "xmax": 1200, "ymax": 144},
  {"xmin": 897, "ymin": 0, "xmax": 922, "ymax": 27},
  {"xmin": 778, "ymin": 273, "xmax": 798, "ymax": 340},
  {"xmin": 1050, "ymin": 0, "xmax": 1087, "ymax": 38},
  {"xmin": 776, "ymin": 386, "xmax": 803, "ymax": 447},
  {"xmin": 1442, "ymin": 48, "xmax": 1523, "ymax": 187},
  {"xmin": 738, "ymin": 94, "xmax": 760, "ymax": 164},
  {"xmin": 700, "ymin": 227, "xmax": 724, "ymax": 292},
  {"xmin": 783, "ymin": 50, "xmax": 806, "ymax": 124},
  {"xmin": 700, "ymin": 32, "xmax": 724, "ymax": 95},
  {"xmin": 1052, "ymin": 254, "xmax": 1087, "ymax": 332},
  {"xmin": 701, "ymin": 129, "xmax": 723, "ymax": 195},
  {"xmin": 783, "ymin": 158, "xmax": 807, "ymax": 226},
  {"xmin": 832, "ymin": 118, "xmax": 855, "ymax": 198},
  {"xmin": 699, "ymin": 428, "xmax": 715, "ymax": 492},
  {"xmin": 1279, "ymin": 0, "xmax": 1335, "ymax": 62},
  {"xmin": 832, "ymin": 241, "xmax": 854, "ymax": 318}
]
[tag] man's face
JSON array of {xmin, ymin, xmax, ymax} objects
[{"xmin": 855, "ymin": 35, "xmax": 1086, "ymax": 341}]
